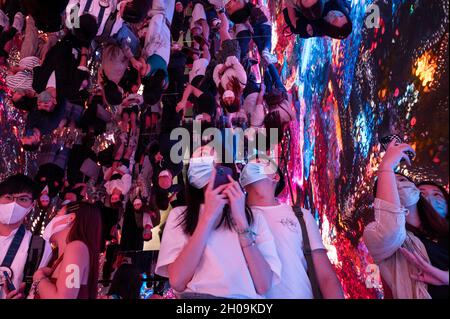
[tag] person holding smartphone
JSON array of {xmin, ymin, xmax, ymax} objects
[
  {"xmin": 363, "ymin": 141, "xmax": 449, "ymax": 299},
  {"xmin": 0, "ymin": 174, "xmax": 51, "ymax": 299},
  {"xmin": 155, "ymin": 148, "xmax": 281, "ymax": 299}
]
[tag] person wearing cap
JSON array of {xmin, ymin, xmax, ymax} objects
[
  {"xmin": 283, "ymin": 0, "xmax": 353, "ymax": 40},
  {"xmin": 240, "ymin": 161, "xmax": 344, "ymax": 299}
]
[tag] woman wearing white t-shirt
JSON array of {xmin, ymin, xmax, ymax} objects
[{"xmin": 155, "ymin": 154, "xmax": 281, "ymax": 299}]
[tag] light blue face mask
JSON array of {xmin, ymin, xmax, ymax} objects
[
  {"xmin": 188, "ymin": 156, "xmax": 215, "ymax": 189},
  {"xmin": 425, "ymin": 196, "xmax": 448, "ymax": 218}
]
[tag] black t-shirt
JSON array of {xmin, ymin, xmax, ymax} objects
[
  {"xmin": 25, "ymin": 100, "xmax": 65, "ymax": 136},
  {"xmin": 407, "ymin": 224, "xmax": 449, "ymax": 299},
  {"xmin": 417, "ymin": 234, "xmax": 449, "ymax": 299}
]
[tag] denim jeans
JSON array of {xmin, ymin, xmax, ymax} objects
[
  {"xmin": 114, "ymin": 23, "xmax": 140, "ymax": 56},
  {"xmin": 264, "ymin": 63, "xmax": 286, "ymax": 94},
  {"xmin": 236, "ymin": 23, "xmax": 272, "ymax": 61}
]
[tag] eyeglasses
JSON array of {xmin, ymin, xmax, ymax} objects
[{"xmin": 0, "ymin": 195, "xmax": 34, "ymax": 205}]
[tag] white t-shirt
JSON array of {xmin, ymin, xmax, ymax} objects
[
  {"xmin": 0, "ymin": 228, "xmax": 32, "ymax": 299},
  {"xmin": 189, "ymin": 58, "xmax": 209, "ymax": 84},
  {"xmin": 250, "ymin": 204, "xmax": 326, "ymax": 299},
  {"xmin": 156, "ymin": 206, "xmax": 282, "ymax": 299}
]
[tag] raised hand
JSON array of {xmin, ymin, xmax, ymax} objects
[
  {"xmin": 400, "ymin": 247, "xmax": 449, "ymax": 286},
  {"xmin": 380, "ymin": 141, "xmax": 416, "ymax": 170},
  {"xmin": 223, "ymin": 175, "xmax": 248, "ymax": 230},
  {"xmin": 201, "ymin": 169, "xmax": 229, "ymax": 227}
]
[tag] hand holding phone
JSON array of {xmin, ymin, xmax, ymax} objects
[
  {"xmin": 3, "ymin": 271, "xmax": 16, "ymax": 292},
  {"xmin": 380, "ymin": 134, "xmax": 415, "ymax": 161},
  {"xmin": 214, "ymin": 166, "xmax": 234, "ymax": 189}
]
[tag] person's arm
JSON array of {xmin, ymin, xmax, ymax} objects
[
  {"xmin": 167, "ymin": 171, "xmax": 228, "ymax": 292},
  {"xmin": 224, "ymin": 177, "xmax": 275, "ymax": 295},
  {"xmin": 363, "ymin": 142, "xmax": 416, "ymax": 262},
  {"xmin": 312, "ymin": 250, "xmax": 344, "ymax": 299},
  {"xmin": 176, "ymin": 84, "xmax": 204, "ymax": 112},
  {"xmin": 34, "ymin": 241, "xmax": 90, "ymax": 299},
  {"xmin": 376, "ymin": 142, "xmax": 415, "ymax": 206},
  {"xmin": 400, "ymin": 248, "xmax": 449, "ymax": 286}
]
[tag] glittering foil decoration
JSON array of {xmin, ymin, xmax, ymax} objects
[
  {"xmin": 1, "ymin": 48, "xmax": 38, "ymax": 181},
  {"xmin": 269, "ymin": 0, "xmax": 448, "ymax": 299}
]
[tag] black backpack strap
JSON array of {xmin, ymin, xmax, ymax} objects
[
  {"xmin": 95, "ymin": 10, "xmax": 118, "ymax": 44},
  {"xmin": 292, "ymin": 206, "xmax": 323, "ymax": 299},
  {"xmin": 22, "ymin": 235, "xmax": 46, "ymax": 295}
]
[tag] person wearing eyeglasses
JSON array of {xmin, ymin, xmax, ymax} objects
[{"xmin": 0, "ymin": 174, "xmax": 51, "ymax": 299}]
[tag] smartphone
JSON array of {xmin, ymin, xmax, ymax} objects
[
  {"xmin": 214, "ymin": 166, "xmax": 233, "ymax": 189},
  {"xmin": 3, "ymin": 271, "xmax": 16, "ymax": 292},
  {"xmin": 380, "ymin": 134, "xmax": 415, "ymax": 161}
]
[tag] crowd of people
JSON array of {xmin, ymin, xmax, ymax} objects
[{"xmin": 0, "ymin": 0, "xmax": 448, "ymax": 299}]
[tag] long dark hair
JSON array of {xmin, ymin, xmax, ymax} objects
[
  {"xmin": 374, "ymin": 174, "xmax": 449, "ymax": 240},
  {"xmin": 179, "ymin": 165, "xmax": 254, "ymax": 236},
  {"xmin": 108, "ymin": 263, "xmax": 141, "ymax": 299},
  {"xmin": 218, "ymin": 77, "xmax": 243, "ymax": 113},
  {"xmin": 417, "ymin": 180, "xmax": 449, "ymax": 219},
  {"xmin": 67, "ymin": 201, "xmax": 103, "ymax": 299}
]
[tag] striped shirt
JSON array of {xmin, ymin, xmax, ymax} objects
[
  {"xmin": 6, "ymin": 56, "xmax": 41, "ymax": 91},
  {"xmin": 66, "ymin": 0, "xmax": 124, "ymax": 37}
]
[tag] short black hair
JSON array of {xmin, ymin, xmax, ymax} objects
[{"xmin": 0, "ymin": 174, "xmax": 39, "ymax": 199}]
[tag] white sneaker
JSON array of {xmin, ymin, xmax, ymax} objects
[
  {"xmin": 0, "ymin": 9, "xmax": 10, "ymax": 29},
  {"xmin": 262, "ymin": 49, "xmax": 278, "ymax": 65},
  {"xmin": 12, "ymin": 12, "xmax": 24, "ymax": 33}
]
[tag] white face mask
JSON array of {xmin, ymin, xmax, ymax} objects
[
  {"xmin": 188, "ymin": 156, "xmax": 215, "ymax": 189},
  {"xmin": 397, "ymin": 178, "xmax": 421, "ymax": 208},
  {"xmin": 240, "ymin": 163, "xmax": 269, "ymax": 189},
  {"xmin": 43, "ymin": 215, "xmax": 72, "ymax": 241},
  {"xmin": 0, "ymin": 202, "xmax": 33, "ymax": 225}
]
